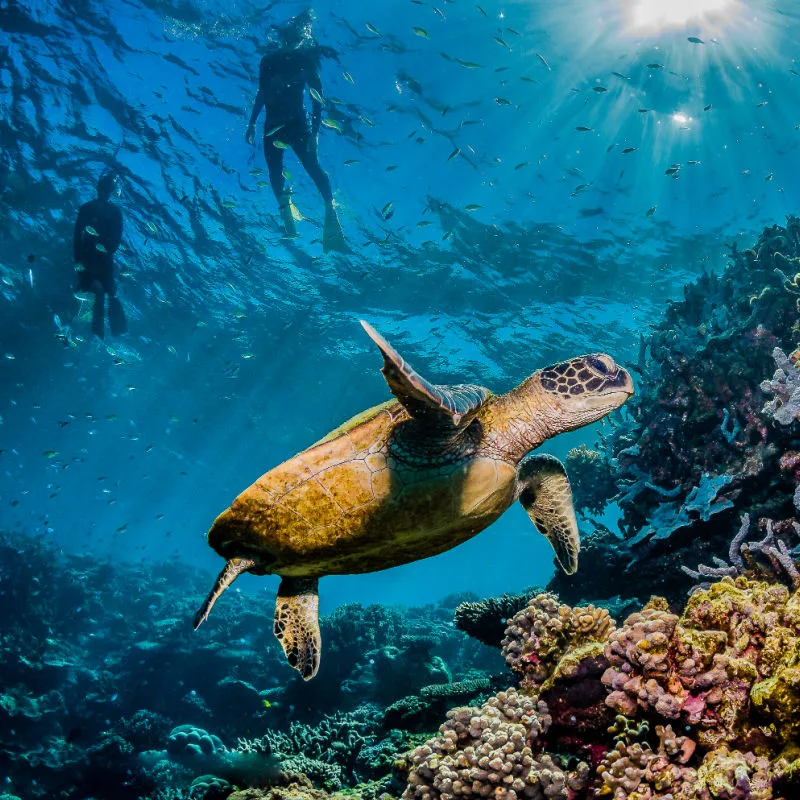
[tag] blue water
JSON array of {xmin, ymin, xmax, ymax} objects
[{"xmin": 2, "ymin": 0, "xmax": 799, "ymax": 614}]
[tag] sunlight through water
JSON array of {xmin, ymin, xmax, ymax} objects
[{"xmin": 624, "ymin": 0, "xmax": 739, "ymax": 34}]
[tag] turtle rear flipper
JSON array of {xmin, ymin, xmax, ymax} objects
[
  {"xmin": 361, "ymin": 320, "xmax": 490, "ymax": 428},
  {"xmin": 274, "ymin": 577, "xmax": 321, "ymax": 680},
  {"xmin": 517, "ymin": 453, "xmax": 580, "ymax": 574}
]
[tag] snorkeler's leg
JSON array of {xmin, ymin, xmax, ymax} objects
[
  {"xmin": 293, "ymin": 138, "xmax": 348, "ymax": 253},
  {"xmin": 104, "ymin": 267, "xmax": 127, "ymax": 336},
  {"xmin": 90, "ymin": 279, "xmax": 105, "ymax": 339},
  {"xmin": 264, "ymin": 135, "xmax": 296, "ymax": 237}
]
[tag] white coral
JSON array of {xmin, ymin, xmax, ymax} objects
[{"xmin": 761, "ymin": 347, "xmax": 800, "ymax": 425}]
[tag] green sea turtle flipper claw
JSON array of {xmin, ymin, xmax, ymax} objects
[
  {"xmin": 360, "ymin": 320, "xmax": 490, "ymax": 427},
  {"xmin": 274, "ymin": 577, "xmax": 321, "ymax": 680},
  {"xmin": 517, "ymin": 453, "xmax": 580, "ymax": 575},
  {"xmin": 193, "ymin": 556, "xmax": 256, "ymax": 629}
]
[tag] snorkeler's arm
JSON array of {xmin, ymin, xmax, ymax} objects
[
  {"xmin": 246, "ymin": 57, "xmax": 269, "ymax": 142},
  {"xmin": 309, "ymin": 68, "xmax": 323, "ymax": 137},
  {"xmin": 247, "ymin": 88, "xmax": 266, "ymax": 129}
]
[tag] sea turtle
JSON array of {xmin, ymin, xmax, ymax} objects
[{"xmin": 194, "ymin": 321, "xmax": 633, "ymax": 680}]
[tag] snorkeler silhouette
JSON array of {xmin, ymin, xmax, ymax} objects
[
  {"xmin": 246, "ymin": 9, "xmax": 348, "ymax": 253},
  {"xmin": 73, "ymin": 171, "xmax": 127, "ymax": 339}
]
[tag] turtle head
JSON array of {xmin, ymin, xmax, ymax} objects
[{"xmin": 536, "ymin": 353, "xmax": 634, "ymax": 432}]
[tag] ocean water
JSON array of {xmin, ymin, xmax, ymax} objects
[{"xmin": 3, "ymin": 1, "xmax": 800, "ymax": 798}]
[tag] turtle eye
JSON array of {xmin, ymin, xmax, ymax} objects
[{"xmin": 587, "ymin": 354, "xmax": 615, "ymax": 375}]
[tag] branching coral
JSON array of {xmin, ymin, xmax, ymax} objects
[
  {"xmin": 760, "ymin": 347, "xmax": 800, "ymax": 425},
  {"xmin": 683, "ymin": 514, "xmax": 800, "ymax": 591}
]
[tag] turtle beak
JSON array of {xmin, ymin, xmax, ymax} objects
[{"xmin": 193, "ymin": 557, "xmax": 255, "ymax": 629}]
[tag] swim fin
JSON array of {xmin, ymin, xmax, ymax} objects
[
  {"xmin": 322, "ymin": 204, "xmax": 349, "ymax": 254},
  {"xmin": 109, "ymin": 296, "xmax": 127, "ymax": 336}
]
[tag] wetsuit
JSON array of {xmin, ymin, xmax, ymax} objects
[
  {"xmin": 73, "ymin": 198, "xmax": 125, "ymax": 338},
  {"xmin": 251, "ymin": 45, "xmax": 333, "ymax": 207}
]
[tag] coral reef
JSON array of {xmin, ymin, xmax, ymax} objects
[
  {"xmin": 550, "ymin": 217, "xmax": 800, "ymax": 606},
  {"xmin": 400, "ymin": 582, "xmax": 800, "ymax": 800}
]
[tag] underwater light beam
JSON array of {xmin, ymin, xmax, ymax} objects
[{"xmin": 624, "ymin": 0, "xmax": 735, "ymax": 34}]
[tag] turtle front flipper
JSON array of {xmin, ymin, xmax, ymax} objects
[
  {"xmin": 274, "ymin": 577, "xmax": 321, "ymax": 680},
  {"xmin": 361, "ymin": 320, "xmax": 490, "ymax": 428},
  {"xmin": 517, "ymin": 453, "xmax": 580, "ymax": 575}
]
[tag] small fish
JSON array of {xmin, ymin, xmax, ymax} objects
[
  {"xmin": 514, "ymin": 161, "xmax": 529, "ymax": 170},
  {"xmin": 447, "ymin": 147, "xmax": 461, "ymax": 161},
  {"xmin": 495, "ymin": 97, "xmax": 513, "ymax": 106},
  {"xmin": 342, "ymin": 71, "xmax": 355, "ymax": 84},
  {"xmin": 477, "ymin": 5, "xmax": 487, "ymax": 16},
  {"xmin": 765, "ymin": 172, "xmax": 774, "ymax": 181},
  {"xmin": 262, "ymin": 699, "xmax": 273, "ymax": 709},
  {"xmin": 687, "ymin": 160, "xmax": 701, "ymax": 165},
  {"xmin": 506, "ymin": 26, "xmax": 521, "ymax": 36},
  {"xmin": 464, "ymin": 203, "xmax": 482, "ymax": 211},
  {"xmin": 622, "ymin": 147, "xmax": 638, "ymax": 154},
  {"xmin": 95, "ymin": 243, "xmax": 108, "ymax": 253},
  {"xmin": 687, "ymin": 36, "xmax": 704, "ymax": 44},
  {"xmin": 536, "ymin": 52, "xmax": 551, "ymax": 70},
  {"xmin": 44, "ymin": 450, "xmax": 58, "ymax": 459},
  {"xmin": 381, "ymin": 201, "xmax": 394, "ymax": 217},
  {"xmin": 222, "ymin": 200, "xmax": 237, "ymax": 208},
  {"xmin": 647, "ymin": 63, "xmax": 664, "ymax": 69},
  {"xmin": 575, "ymin": 126, "xmax": 593, "ymax": 132},
  {"xmin": 638, "ymin": 108, "xmax": 650, "ymax": 113},
  {"xmin": 664, "ymin": 166, "xmax": 680, "ymax": 175},
  {"xmin": 256, "ymin": 181, "xmax": 268, "ymax": 188},
  {"xmin": 457, "ymin": 59, "xmax": 484, "ymax": 69},
  {"xmin": 265, "ymin": 124, "xmax": 285, "ymax": 137},
  {"xmin": 756, "ymin": 101, "xmax": 768, "ymax": 108},
  {"xmin": 343, "ymin": 159, "xmax": 360, "ymax": 166},
  {"xmin": 520, "ymin": 76, "xmax": 539, "ymax": 83},
  {"xmin": 365, "ymin": 22, "xmax": 381, "ymax": 36},
  {"xmin": 612, "ymin": 71, "xmax": 630, "ymax": 80},
  {"xmin": 385, "ymin": 165, "xmax": 398, "ymax": 172},
  {"xmin": 249, "ymin": 168, "xmax": 264, "ymax": 176},
  {"xmin": 646, "ymin": 205, "xmax": 657, "ymax": 216},
  {"xmin": 309, "ymin": 87, "xmax": 324, "ymax": 105},
  {"xmin": 146, "ymin": 221, "xmax": 158, "ymax": 233},
  {"xmin": 592, "ymin": 86, "xmax": 608, "ymax": 93},
  {"xmin": 704, "ymin": 104, "xmax": 713, "ymax": 111},
  {"xmin": 321, "ymin": 118, "xmax": 343, "ymax": 133},
  {"xmin": 84, "ymin": 226, "xmax": 99, "ymax": 237},
  {"xmin": 413, "ymin": 27, "xmax": 430, "ymax": 38},
  {"xmin": 494, "ymin": 36, "xmax": 511, "ymax": 50}
]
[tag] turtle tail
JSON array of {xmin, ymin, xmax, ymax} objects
[{"xmin": 193, "ymin": 557, "xmax": 256, "ymax": 629}]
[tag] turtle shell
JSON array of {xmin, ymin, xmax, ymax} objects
[{"xmin": 207, "ymin": 399, "xmax": 517, "ymax": 577}]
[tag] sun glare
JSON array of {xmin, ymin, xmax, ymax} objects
[{"xmin": 626, "ymin": 0, "xmax": 734, "ymax": 34}]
